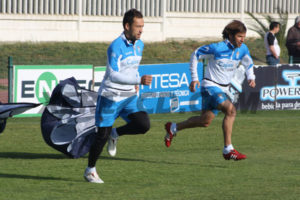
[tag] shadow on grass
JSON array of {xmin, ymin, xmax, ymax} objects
[
  {"xmin": 0, "ymin": 152, "xmax": 68, "ymax": 159},
  {"xmin": 0, "ymin": 172, "xmax": 74, "ymax": 182},
  {"xmin": 100, "ymin": 155, "xmax": 201, "ymax": 166},
  {"xmin": 99, "ymin": 156, "xmax": 231, "ymax": 169}
]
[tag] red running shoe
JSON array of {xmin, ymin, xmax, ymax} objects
[
  {"xmin": 164, "ymin": 122, "xmax": 175, "ymax": 147},
  {"xmin": 223, "ymin": 149, "xmax": 247, "ymax": 161}
]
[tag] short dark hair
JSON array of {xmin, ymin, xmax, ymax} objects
[
  {"xmin": 269, "ymin": 22, "xmax": 280, "ymax": 30},
  {"xmin": 222, "ymin": 20, "xmax": 247, "ymax": 40},
  {"xmin": 123, "ymin": 9, "xmax": 143, "ymax": 29}
]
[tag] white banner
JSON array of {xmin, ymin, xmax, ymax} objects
[{"xmin": 13, "ymin": 65, "xmax": 94, "ymax": 116}]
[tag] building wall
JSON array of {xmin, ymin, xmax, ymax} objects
[{"xmin": 0, "ymin": 0, "xmax": 299, "ymax": 42}]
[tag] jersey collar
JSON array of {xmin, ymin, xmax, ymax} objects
[
  {"xmin": 224, "ymin": 39, "xmax": 235, "ymax": 49},
  {"xmin": 121, "ymin": 32, "xmax": 135, "ymax": 47}
]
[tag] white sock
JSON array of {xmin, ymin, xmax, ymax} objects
[
  {"xmin": 223, "ymin": 144, "xmax": 234, "ymax": 154},
  {"xmin": 86, "ymin": 167, "xmax": 96, "ymax": 173},
  {"xmin": 111, "ymin": 128, "xmax": 119, "ymax": 139},
  {"xmin": 171, "ymin": 123, "xmax": 177, "ymax": 135}
]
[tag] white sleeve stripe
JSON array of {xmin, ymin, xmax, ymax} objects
[
  {"xmin": 247, "ymin": 63, "xmax": 254, "ymax": 70},
  {"xmin": 190, "ymin": 51, "xmax": 199, "ymax": 81}
]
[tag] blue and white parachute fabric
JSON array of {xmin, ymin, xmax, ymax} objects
[
  {"xmin": 41, "ymin": 77, "xmax": 98, "ymax": 158},
  {"xmin": 0, "ymin": 101, "xmax": 40, "ymax": 134}
]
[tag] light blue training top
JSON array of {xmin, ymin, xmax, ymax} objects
[
  {"xmin": 99, "ymin": 33, "xmax": 144, "ymax": 101},
  {"xmin": 190, "ymin": 40, "xmax": 255, "ymax": 87}
]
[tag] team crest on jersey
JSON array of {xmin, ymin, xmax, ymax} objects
[
  {"xmin": 218, "ymin": 94, "xmax": 224, "ymax": 99},
  {"xmin": 137, "ymin": 46, "xmax": 141, "ymax": 53},
  {"xmin": 236, "ymin": 51, "xmax": 239, "ymax": 59}
]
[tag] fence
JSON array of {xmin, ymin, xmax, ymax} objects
[
  {"xmin": 0, "ymin": 0, "xmax": 164, "ymax": 16},
  {"xmin": 1, "ymin": 0, "xmax": 300, "ymax": 16},
  {"xmin": 167, "ymin": 0, "xmax": 300, "ymax": 13}
]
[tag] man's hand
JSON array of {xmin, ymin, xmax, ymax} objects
[
  {"xmin": 141, "ymin": 75, "xmax": 152, "ymax": 85},
  {"xmin": 248, "ymin": 79, "xmax": 256, "ymax": 88},
  {"xmin": 189, "ymin": 80, "xmax": 200, "ymax": 92}
]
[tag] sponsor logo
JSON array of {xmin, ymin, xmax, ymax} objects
[
  {"xmin": 170, "ymin": 97, "xmax": 179, "ymax": 113},
  {"xmin": 35, "ymin": 72, "xmax": 58, "ymax": 104},
  {"xmin": 141, "ymin": 73, "xmax": 189, "ymax": 90},
  {"xmin": 260, "ymin": 70, "xmax": 300, "ymax": 101}
]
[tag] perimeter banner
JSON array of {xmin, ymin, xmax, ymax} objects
[
  {"xmin": 236, "ymin": 64, "xmax": 300, "ymax": 111},
  {"xmin": 13, "ymin": 63, "xmax": 203, "ymax": 116},
  {"xmin": 138, "ymin": 63, "xmax": 203, "ymax": 114},
  {"xmin": 13, "ymin": 65, "xmax": 94, "ymax": 116}
]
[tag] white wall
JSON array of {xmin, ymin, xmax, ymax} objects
[{"xmin": 0, "ymin": 13, "xmax": 298, "ymax": 42}]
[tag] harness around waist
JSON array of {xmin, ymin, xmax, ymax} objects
[{"xmin": 203, "ymin": 78, "xmax": 230, "ymax": 87}]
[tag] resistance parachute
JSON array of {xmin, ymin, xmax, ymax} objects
[
  {"xmin": 0, "ymin": 102, "xmax": 40, "ymax": 134},
  {"xmin": 41, "ymin": 77, "xmax": 98, "ymax": 158}
]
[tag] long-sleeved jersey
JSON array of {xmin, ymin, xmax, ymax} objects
[
  {"xmin": 190, "ymin": 40, "xmax": 255, "ymax": 88},
  {"xmin": 99, "ymin": 33, "xmax": 144, "ymax": 101}
]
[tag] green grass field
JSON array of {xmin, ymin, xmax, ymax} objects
[{"xmin": 0, "ymin": 111, "xmax": 299, "ymax": 200}]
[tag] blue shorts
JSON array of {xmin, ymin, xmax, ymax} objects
[
  {"xmin": 95, "ymin": 95, "xmax": 143, "ymax": 127},
  {"xmin": 201, "ymin": 86, "xmax": 228, "ymax": 115}
]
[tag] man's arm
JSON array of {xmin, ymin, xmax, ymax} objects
[
  {"xmin": 269, "ymin": 45, "xmax": 279, "ymax": 59},
  {"xmin": 241, "ymin": 47, "xmax": 256, "ymax": 88},
  {"xmin": 189, "ymin": 44, "xmax": 214, "ymax": 81},
  {"xmin": 267, "ymin": 33, "xmax": 278, "ymax": 58},
  {"xmin": 107, "ymin": 44, "xmax": 141, "ymax": 85}
]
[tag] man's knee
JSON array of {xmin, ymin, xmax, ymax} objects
[
  {"xmin": 220, "ymin": 100, "xmax": 236, "ymax": 117},
  {"xmin": 137, "ymin": 118, "xmax": 150, "ymax": 134},
  {"xmin": 226, "ymin": 105, "xmax": 236, "ymax": 117},
  {"xmin": 202, "ymin": 121, "xmax": 211, "ymax": 128},
  {"xmin": 129, "ymin": 111, "xmax": 150, "ymax": 134},
  {"xmin": 198, "ymin": 111, "xmax": 214, "ymax": 128},
  {"xmin": 96, "ymin": 127, "xmax": 112, "ymax": 139}
]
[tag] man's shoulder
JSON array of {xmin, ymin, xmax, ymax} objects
[
  {"xmin": 288, "ymin": 26, "xmax": 299, "ymax": 33},
  {"xmin": 213, "ymin": 41, "xmax": 224, "ymax": 47},
  {"xmin": 108, "ymin": 36, "xmax": 126, "ymax": 54},
  {"xmin": 266, "ymin": 32, "xmax": 275, "ymax": 39},
  {"xmin": 110, "ymin": 36, "xmax": 124, "ymax": 48},
  {"xmin": 265, "ymin": 31, "xmax": 271, "ymax": 37},
  {"xmin": 239, "ymin": 43, "xmax": 250, "ymax": 53},
  {"xmin": 135, "ymin": 39, "xmax": 144, "ymax": 48}
]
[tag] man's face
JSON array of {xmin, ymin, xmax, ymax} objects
[
  {"xmin": 125, "ymin": 17, "xmax": 144, "ymax": 41},
  {"xmin": 229, "ymin": 32, "xmax": 246, "ymax": 48},
  {"xmin": 274, "ymin": 25, "xmax": 280, "ymax": 34}
]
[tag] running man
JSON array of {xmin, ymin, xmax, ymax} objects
[
  {"xmin": 164, "ymin": 20, "xmax": 256, "ymax": 161},
  {"xmin": 84, "ymin": 9, "xmax": 152, "ymax": 183}
]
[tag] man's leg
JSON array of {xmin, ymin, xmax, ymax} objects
[
  {"xmin": 218, "ymin": 100, "xmax": 236, "ymax": 146},
  {"xmin": 117, "ymin": 111, "xmax": 150, "ymax": 135},
  {"xmin": 176, "ymin": 110, "xmax": 215, "ymax": 130},
  {"xmin": 107, "ymin": 111, "xmax": 150, "ymax": 157},
  {"xmin": 84, "ymin": 127, "xmax": 112, "ymax": 183},
  {"xmin": 88, "ymin": 127, "xmax": 112, "ymax": 167},
  {"xmin": 218, "ymin": 100, "xmax": 246, "ymax": 160},
  {"xmin": 164, "ymin": 110, "xmax": 215, "ymax": 147}
]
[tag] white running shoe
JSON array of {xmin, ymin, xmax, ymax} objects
[
  {"xmin": 84, "ymin": 169, "xmax": 104, "ymax": 183},
  {"xmin": 107, "ymin": 128, "xmax": 118, "ymax": 157}
]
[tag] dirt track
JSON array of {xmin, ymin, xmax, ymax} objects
[{"xmin": 0, "ymin": 79, "xmax": 8, "ymax": 103}]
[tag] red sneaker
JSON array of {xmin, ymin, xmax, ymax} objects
[
  {"xmin": 223, "ymin": 149, "xmax": 247, "ymax": 161},
  {"xmin": 164, "ymin": 122, "xmax": 175, "ymax": 147}
]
